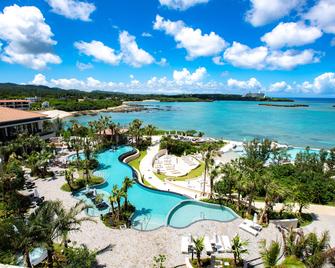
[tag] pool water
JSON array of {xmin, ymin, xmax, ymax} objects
[
  {"xmin": 71, "ymin": 146, "xmax": 237, "ymax": 230},
  {"xmin": 17, "ymin": 247, "xmax": 47, "ymax": 266},
  {"xmin": 167, "ymin": 200, "xmax": 237, "ymax": 228}
]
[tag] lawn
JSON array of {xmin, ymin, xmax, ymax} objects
[
  {"xmin": 61, "ymin": 170, "xmax": 104, "ymax": 192},
  {"xmin": 155, "ymin": 161, "xmax": 205, "ymax": 181},
  {"xmin": 128, "ymin": 150, "xmax": 147, "ymax": 172}
]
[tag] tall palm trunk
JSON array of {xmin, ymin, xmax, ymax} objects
[
  {"xmin": 237, "ymin": 191, "xmax": 241, "ymax": 211},
  {"xmin": 47, "ymin": 245, "xmax": 54, "ymax": 268},
  {"xmin": 24, "ymin": 248, "xmax": 32, "ymax": 268},
  {"xmin": 247, "ymin": 195, "xmax": 253, "ymax": 215},
  {"xmin": 110, "ymin": 202, "xmax": 115, "ymax": 214},
  {"xmin": 117, "ymin": 199, "xmax": 121, "ymax": 220}
]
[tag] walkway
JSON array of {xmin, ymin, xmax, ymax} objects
[{"xmin": 139, "ymin": 137, "xmax": 204, "ymax": 198}]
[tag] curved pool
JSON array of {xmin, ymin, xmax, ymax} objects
[
  {"xmin": 166, "ymin": 200, "xmax": 238, "ymax": 228},
  {"xmin": 71, "ymin": 146, "xmax": 237, "ymax": 230}
]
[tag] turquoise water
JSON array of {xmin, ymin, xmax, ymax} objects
[
  {"xmin": 71, "ymin": 146, "xmax": 237, "ymax": 230},
  {"xmin": 234, "ymin": 146, "xmax": 321, "ymax": 160},
  {"xmin": 66, "ymin": 98, "xmax": 335, "ymax": 149},
  {"xmin": 166, "ymin": 200, "xmax": 237, "ymax": 228}
]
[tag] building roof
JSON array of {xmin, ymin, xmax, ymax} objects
[
  {"xmin": 0, "ymin": 99, "xmax": 32, "ymax": 103},
  {"xmin": 0, "ymin": 107, "xmax": 47, "ymax": 124}
]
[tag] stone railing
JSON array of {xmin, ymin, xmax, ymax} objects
[{"xmin": 270, "ymin": 218, "xmax": 299, "ymax": 229}]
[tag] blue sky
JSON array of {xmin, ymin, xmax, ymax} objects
[{"xmin": 0, "ymin": 0, "xmax": 335, "ymax": 97}]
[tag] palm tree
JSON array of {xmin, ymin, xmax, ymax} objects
[
  {"xmin": 122, "ymin": 177, "xmax": 135, "ymax": 209},
  {"xmin": 232, "ymin": 235, "xmax": 249, "ymax": 265},
  {"xmin": 129, "ymin": 119, "xmax": 143, "ymax": 147},
  {"xmin": 259, "ymin": 171, "xmax": 286, "ymax": 224},
  {"xmin": 259, "ymin": 240, "xmax": 281, "ymax": 268},
  {"xmin": 192, "ymin": 236, "xmax": 204, "ymax": 268},
  {"xmin": 109, "ymin": 195, "xmax": 117, "ymax": 215},
  {"xmin": 13, "ymin": 218, "xmax": 40, "ymax": 268},
  {"xmin": 56, "ymin": 201, "xmax": 93, "ymax": 248},
  {"xmin": 65, "ymin": 168, "xmax": 74, "ymax": 191},
  {"xmin": 201, "ymin": 145, "xmax": 216, "ymax": 196},
  {"xmin": 32, "ymin": 200, "xmax": 93, "ymax": 267},
  {"xmin": 53, "ymin": 117, "xmax": 64, "ymax": 136},
  {"xmin": 112, "ymin": 185, "xmax": 125, "ymax": 220},
  {"xmin": 145, "ymin": 124, "xmax": 156, "ymax": 136}
]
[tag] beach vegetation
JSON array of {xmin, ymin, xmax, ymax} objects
[{"xmin": 259, "ymin": 240, "xmax": 281, "ymax": 268}]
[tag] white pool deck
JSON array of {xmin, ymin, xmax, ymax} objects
[{"xmin": 12, "ymin": 138, "xmax": 335, "ymax": 268}]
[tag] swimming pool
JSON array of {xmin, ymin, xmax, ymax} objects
[
  {"xmin": 166, "ymin": 200, "xmax": 238, "ymax": 228},
  {"xmin": 71, "ymin": 146, "xmax": 238, "ymax": 230}
]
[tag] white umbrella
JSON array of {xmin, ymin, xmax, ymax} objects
[
  {"xmin": 33, "ymin": 189, "xmax": 39, "ymax": 199},
  {"xmin": 253, "ymin": 212, "xmax": 258, "ymax": 224}
]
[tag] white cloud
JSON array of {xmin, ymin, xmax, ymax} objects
[
  {"xmin": 31, "ymin": 73, "xmax": 48, "ymax": 86},
  {"xmin": 29, "ymin": 71, "xmax": 223, "ymax": 93},
  {"xmin": 212, "ymin": 55, "xmax": 225, "ymax": 65},
  {"xmin": 157, "ymin": 57, "xmax": 168, "ymax": 66},
  {"xmin": 119, "ymin": 31, "xmax": 154, "ymax": 67},
  {"xmin": 142, "ymin": 32, "xmax": 152, "ymax": 37},
  {"xmin": 268, "ymin": 81, "xmax": 292, "ymax": 92},
  {"xmin": 223, "ymin": 42, "xmax": 319, "ymax": 70},
  {"xmin": 0, "ymin": 5, "xmax": 61, "ymax": 70},
  {"xmin": 159, "ymin": 0, "xmax": 209, "ymax": 10},
  {"xmin": 266, "ymin": 49, "xmax": 319, "ymax": 70},
  {"xmin": 261, "ymin": 22, "xmax": 322, "ymax": 49},
  {"xmin": 246, "ymin": 0, "xmax": 305, "ymax": 27},
  {"xmin": 74, "ymin": 40, "xmax": 122, "ymax": 65},
  {"xmin": 227, "ymin": 77, "xmax": 262, "ymax": 91},
  {"xmin": 223, "ymin": 42, "xmax": 268, "ymax": 70},
  {"xmin": 153, "ymin": 15, "xmax": 227, "ymax": 59},
  {"xmin": 305, "ymin": 0, "xmax": 335, "ymax": 34},
  {"xmin": 299, "ymin": 72, "xmax": 335, "ymax": 95},
  {"xmin": 46, "ymin": 0, "xmax": 96, "ymax": 21},
  {"xmin": 76, "ymin": 61, "xmax": 93, "ymax": 71},
  {"xmin": 173, "ymin": 67, "xmax": 207, "ymax": 84}
]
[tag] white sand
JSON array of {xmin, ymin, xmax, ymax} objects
[{"xmin": 38, "ymin": 109, "xmax": 73, "ymax": 119}]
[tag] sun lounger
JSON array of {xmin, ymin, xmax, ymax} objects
[
  {"xmin": 213, "ymin": 234, "xmax": 224, "ymax": 253},
  {"xmin": 181, "ymin": 236, "xmax": 190, "ymax": 254},
  {"xmin": 221, "ymin": 235, "xmax": 232, "ymax": 252},
  {"xmin": 243, "ymin": 219, "xmax": 262, "ymax": 231},
  {"xmin": 204, "ymin": 236, "xmax": 213, "ymax": 254},
  {"xmin": 239, "ymin": 222, "xmax": 259, "ymax": 236}
]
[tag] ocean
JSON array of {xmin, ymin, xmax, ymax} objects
[{"xmin": 66, "ymin": 98, "xmax": 335, "ymax": 149}]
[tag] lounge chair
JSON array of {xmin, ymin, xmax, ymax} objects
[
  {"xmin": 181, "ymin": 236, "xmax": 190, "ymax": 254},
  {"xmin": 239, "ymin": 222, "xmax": 259, "ymax": 236},
  {"xmin": 213, "ymin": 234, "xmax": 224, "ymax": 253},
  {"xmin": 221, "ymin": 235, "xmax": 232, "ymax": 252},
  {"xmin": 204, "ymin": 236, "xmax": 213, "ymax": 254},
  {"xmin": 243, "ymin": 219, "xmax": 262, "ymax": 231}
]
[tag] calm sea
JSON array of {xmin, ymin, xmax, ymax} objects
[{"xmin": 66, "ymin": 98, "xmax": 335, "ymax": 149}]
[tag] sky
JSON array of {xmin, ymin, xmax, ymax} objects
[{"xmin": 0, "ymin": 0, "xmax": 335, "ymax": 97}]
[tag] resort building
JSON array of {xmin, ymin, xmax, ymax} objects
[
  {"xmin": 0, "ymin": 107, "xmax": 54, "ymax": 141},
  {"xmin": 0, "ymin": 99, "xmax": 32, "ymax": 110},
  {"xmin": 244, "ymin": 92, "xmax": 265, "ymax": 98}
]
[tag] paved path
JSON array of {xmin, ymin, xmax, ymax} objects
[
  {"xmin": 254, "ymin": 202, "xmax": 335, "ymax": 246},
  {"xmin": 139, "ymin": 138, "xmax": 202, "ymax": 198}
]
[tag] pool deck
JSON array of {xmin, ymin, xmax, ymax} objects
[{"xmin": 29, "ymin": 172, "xmax": 282, "ymax": 268}]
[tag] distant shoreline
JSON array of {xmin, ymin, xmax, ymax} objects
[{"xmin": 259, "ymin": 103, "xmax": 309, "ymax": 108}]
